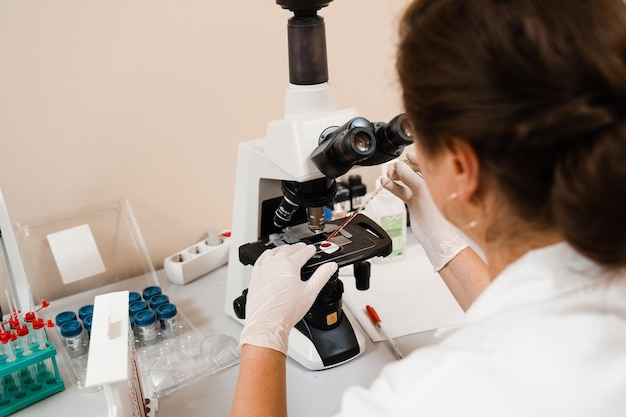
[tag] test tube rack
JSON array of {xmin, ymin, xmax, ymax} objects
[{"xmin": 0, "ymin": 340, "xmax": 65, "ymax": 416}]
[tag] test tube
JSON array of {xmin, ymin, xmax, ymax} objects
[
  {"xmin": 1, "ymin": 332, "xmax": 17, "ymax": 362},
  {"xmin": 36, "ymin": 360, "xmax": 51, "ymax": 382},
  {"xmin": 22, "ymin": 362, "xmax": 37, "ymax": 384},
  {"xmin": 15, "ymin": 325, "xmax": 32, "ymax": 356},
  {"xmin": 23, "ymin": 311, "xmax": 36, "ymax": 324},
  {"xmin": 8, "ymin": 314, "xmax": 20, "ymax": 330},
  {"xmin": 31, "ymin": 318, "xmax": 48, "ymax": 350},
  {"xmin": 8, "ymin": 370, "xmax": 21, "ymax": 393},
  {"xmin": 155, "ymin": 303, "xmax": 178, "ymax": 339},
  {"xmin": 134, "ymin": 310, "xmax": 158, "ymax": 345},
  {"xmin": 1, "ymin": 332, "xmax": 12, "ymax": 362}
]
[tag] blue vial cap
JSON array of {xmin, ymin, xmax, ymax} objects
[
  {"xmin": 83, "ymin": 314, "xmax": 93, "ymax": 332},
  {"xmin": 324, "ymin": 206, "xmax": 333, "ymax": 221},
  {"xmin": 55, "ymin": 311, "xmax": 78, "ymax": 327},
  {"xmin": 129, "ymin": 300, "xmax": 148, "ymax": 315},
  {"xmin": 155, "ymin": 303, "xmax": 177, "ymax": 320},
  {"xmin": 149, "ymin": 294, "xmax": 169, "ymax": 310},
  {"xmin": 60, "ymin": 320, "xmax": 83, "ymax": 338},
  {"xmin": 134, "ymin": 309, "xmax": 157, "ymax": 327},
  {"xmin": 129, "ymin": 291, "xmax": 142, "ymax": 304},
  {"xmin": 142, "ymin": 286, "xmax": 161, "ymax": 301},
  {"xmin": 78, "ymin": 304, "xmax": 94, "ymax": 321}
]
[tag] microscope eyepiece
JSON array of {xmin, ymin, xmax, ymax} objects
[
  {"xmin": 353, "ymin": 131, "xmax": 373, "ymax": 152},
  {"xmin": 311, "ymin": 114, "xmax": 413, "ymax": 177},
  {"xmin": 399, "ymin": 115, "xmax": 413, "ymax": 138},
  {"xmin": 310, "ymin": 117, "xmax": 377, "ymax": 178},
  {"xmin": 374, "ymin": 114, "xmax": 413, "ymax": 155}
]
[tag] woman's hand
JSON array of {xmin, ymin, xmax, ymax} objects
[
  {"xmin": 383, "ymin": 153, "xmax": 468, "ymax": 271},
  {"xmin": 238, "ymin": 242, "xmax": 338, "ymax": 355}
]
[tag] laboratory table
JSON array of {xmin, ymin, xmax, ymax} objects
[{"xmin": 11, "ymin": 256, "xmax": 441, "ymax": 417}]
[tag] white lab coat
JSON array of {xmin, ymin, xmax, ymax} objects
[{"xmin": 334, "ymin": 242, "xmax": 626, "ymax": 417}]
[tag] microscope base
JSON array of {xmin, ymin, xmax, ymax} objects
[{"xmin": 288, "ymin": 307, "xmax": 365, "ymax": 370}]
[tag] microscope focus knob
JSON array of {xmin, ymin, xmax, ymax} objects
[
  {"xmin": 353, "ymin": 261, "xmax": 371, "ymax": 291},
  {"xmin": 233, "ymin": 289, "xmax": 248, "ymax": 319}
]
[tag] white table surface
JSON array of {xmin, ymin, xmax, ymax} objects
[{"xmin": 11, "ymin": 248, "xmax": 445, "ymax": 417}]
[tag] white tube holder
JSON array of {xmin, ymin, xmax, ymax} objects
[{"xmin": 163, "ymin": 231, "xmax": 231, "ymax": 285}]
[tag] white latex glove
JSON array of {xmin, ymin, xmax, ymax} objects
[
  {"xmin": 238, "ymin": 242, "xmax": 338, "ymax": 355},
  {"xmin": 382, "ymin": 153, "xmax": 468, "ymax": 271}
]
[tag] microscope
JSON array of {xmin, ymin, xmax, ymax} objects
[{"xmin": 225, "ymin": 0, "xmax": 413, "ymax": 370}]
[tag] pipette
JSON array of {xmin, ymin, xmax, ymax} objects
[
  {"xmin": 326, "ymin": 181, "xmax": 387, "ymax": 242},
  {"xmin": 326, "ymin": 158, "xmax": 422, "ymax": 242}
]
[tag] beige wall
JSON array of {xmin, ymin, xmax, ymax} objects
[{"xmin": 0, "ymin": 0, "xmax": 410, "ymax": 310}]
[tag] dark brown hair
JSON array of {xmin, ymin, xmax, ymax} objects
[{"xmin": 397, "ymin": 0, "xmax": 626, "ymax": 268}]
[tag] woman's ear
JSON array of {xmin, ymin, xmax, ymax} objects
[{"xmin": 447, "ymin": 138, "xmax": 479, "ymax": 202}]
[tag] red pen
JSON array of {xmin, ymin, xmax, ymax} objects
[{"xmin": 366, "ymin": 305, "xmax": 403, "ymax": 360}]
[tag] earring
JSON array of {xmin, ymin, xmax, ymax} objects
[{"xmin": 445, "ymin": 192, "xmax": 477, "ymax": 230}]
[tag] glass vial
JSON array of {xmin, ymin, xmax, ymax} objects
[
  {"xmin": 155, "ymin": 303, "xmax": 178, "ymax": 339},
  {"xmin": 60, "ymin": 320, "xmax": 87, "ymax": 358},
  {"xmin": 134, "ymin": 310, "xmax": 158, "ymax": 345},
  {"xmin": 148, "ymin": 294, "xmax": 169, "ymax": 311},
  {"xmin": 142, "ymin": 286, "xmax": 162, "ymax": 302}
]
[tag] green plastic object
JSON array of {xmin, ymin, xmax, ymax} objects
[{"xmin": 0, "ymin": 342, "xmax": 65, "ymax": 416}]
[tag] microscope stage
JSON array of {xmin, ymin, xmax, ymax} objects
[{"xmin": 238, "ymin": 213, "xmax": 392, "ymax": 279}]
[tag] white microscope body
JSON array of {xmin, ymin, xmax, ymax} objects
[
  {"xmin": 224, "ymin": 0, "xmax": 410, "ymax": 371},
  {"xmin": 225, "ymin": 82, "xmax": 366, "ymax": 370}
]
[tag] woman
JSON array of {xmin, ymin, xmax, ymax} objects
[{"xmin": 231, "ymin": 0, "xmax": 626, "ymax": 415}]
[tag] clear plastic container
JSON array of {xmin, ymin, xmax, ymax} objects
[
  {"xmin": 364, "ymin": 177, "xmax": 407, "ymax": 262},
  {"xmin": 4, "ymin": 197, "xmax": 240, "ymax": 402}
]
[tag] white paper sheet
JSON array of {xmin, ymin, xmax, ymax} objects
[
  {"xmin": 342, "ymin": 239, "xmax": 465, "ymax": 342},
  {"xmin": 47, "ymin": 223, "xmax": 106, "ymax": 284}
]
